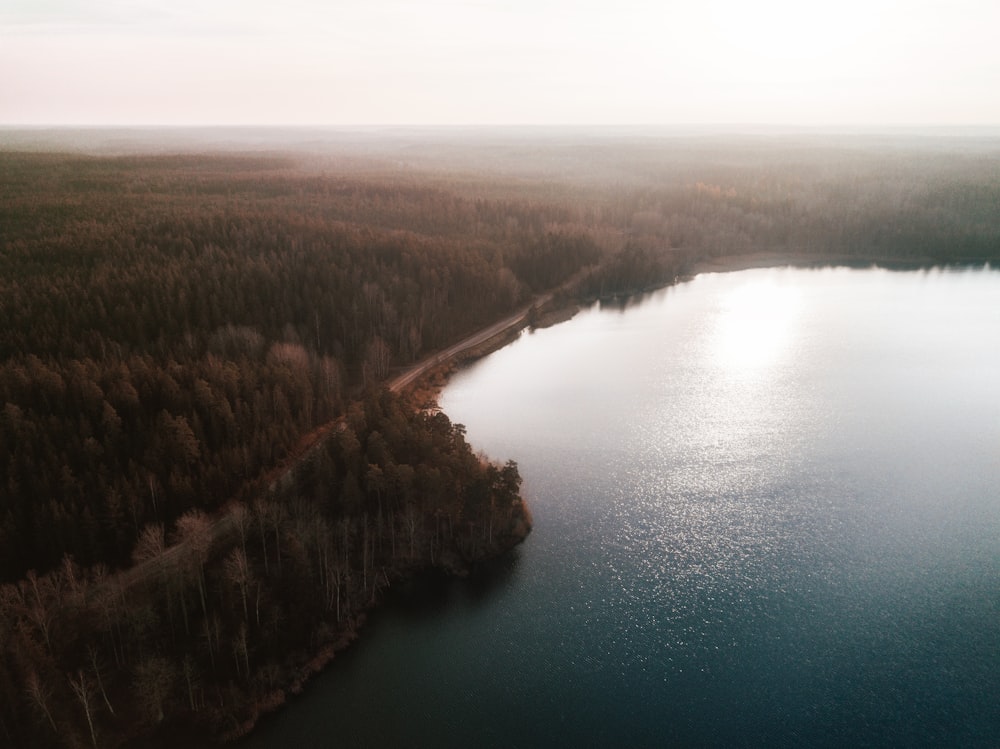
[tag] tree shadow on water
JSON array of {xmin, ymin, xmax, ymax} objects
[{"xmin": 383, "ymin": 548, "xmax": 524, "ymax": 622}]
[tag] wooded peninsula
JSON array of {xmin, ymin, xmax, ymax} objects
[{"xmin": 1, "ymin": 128, "xmax": 998, "ymax": 748}]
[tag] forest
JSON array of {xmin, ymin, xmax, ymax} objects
[{"xmin": 1, "ymin": 128, "xmax": 998, "ymax": 747}]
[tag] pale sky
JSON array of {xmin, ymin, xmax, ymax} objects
[{"xmin": 2, "ymin": 0, "xmax": 998, "ymax": 126}]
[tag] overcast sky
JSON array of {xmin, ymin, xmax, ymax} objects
[{"xmin": 2, "ymin": 0, "xmax": 998, "ymax": 126}]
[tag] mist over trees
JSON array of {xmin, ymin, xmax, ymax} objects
[{"xmin": 1, "ymin": 130, "xmax": 998, "ymax": 747}]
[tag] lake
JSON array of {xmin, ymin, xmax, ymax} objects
[{"xmin": 244, "ymin": 265, "xmax": 1000, "ymax": 748}]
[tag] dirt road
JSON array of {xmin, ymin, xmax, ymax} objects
[{"xmin": 114, "ymin": 287, "xmax": 560, "ymax": 591}]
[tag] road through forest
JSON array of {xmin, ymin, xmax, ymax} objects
[{"xmin": 115, "ymin": 286, "xmax": 559, "ymax": 591}]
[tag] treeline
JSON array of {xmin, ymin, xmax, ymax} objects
[
  {"xmin": 0, "ymin": 387, "xmax": 529, "ymax": 748},
  {"xmin": 0, "ymin": 152, "xmax": 598, "ymax": 580},
  {"xmin": 595, "ymin": 147, "xmax": 1000, "ymax": 265}
]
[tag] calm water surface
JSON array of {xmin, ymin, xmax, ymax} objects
[{"xmin": 246, "ymin": 266, "xmax": 1000, "ymax": 748}]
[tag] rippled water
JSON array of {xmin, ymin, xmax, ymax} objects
[{"xmin": 245, "ymin": 266, "xmax": 1000, "ymax": 748}]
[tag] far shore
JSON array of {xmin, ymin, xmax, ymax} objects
[
  {"xmin": 689, "ymin": 250, "xmax": 951, "ymax": 276},
  {"xmin": 691, "ymin": 251, "xmax": 858, "ymax": 275}
]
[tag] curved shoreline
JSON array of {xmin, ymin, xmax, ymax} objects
[
  {"xmin": 226, "ymin": 252, "xmax": 962, "ymax": 746},
  {"xmin": 220, "ymin": 522, "xmax": 532, "ymax": 745},
  {"xmin": 142, "ymin": 251, "xmax": 984, "ymax": 747}
]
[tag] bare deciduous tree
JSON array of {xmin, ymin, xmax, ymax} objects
[
  {"xmin": 25, "ymin": 668, "xmax": 58, "ymax": 735},
  {"xmin": 67, "ymin": 669, "xmax": 99, "ymax": 748},
  {"xmin": 223, "ymin": 548, "xmax": 252, "ymax": 625},
  {"xmin": 173, "ymin": 510, "xmax": 212, "ymax": 618},
  {"xmin": 88, "ymin": 645, "xmax": 115, "ymax": 717}
]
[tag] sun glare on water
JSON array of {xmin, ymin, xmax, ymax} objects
[{"xmin": 710, "ymin": 277, "xmax": 803, "ymax": 375}]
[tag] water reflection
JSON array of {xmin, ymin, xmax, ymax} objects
[{"xmin": 374, "ymin": 547, "xmax": 524, "ymax": 621}]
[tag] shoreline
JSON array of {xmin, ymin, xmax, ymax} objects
[
  {"xmin": 184, "ymin": 250, "xmax": 967, "ymax": 745},
  {"xmin": 220, "ymin": 533, "xmax": 531, "ymax": 744},
  {"xmin": 687, "ymin": 250, "xmax": 964, "ymax": 276},
  {"xmin": 219, "ymin": 251, "xmax": 869, "ymax": 744},
  {"xmin": 198, "ymin": 512, "xmax": 532, "ymax": 746},
  {"xmin": 690, "ymin": 250, "xmax": 865, "ymax": 275}
]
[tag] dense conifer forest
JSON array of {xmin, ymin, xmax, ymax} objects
[{"xmin": 1, "ymin": 130, "xmax": 998, "ymax": 747}]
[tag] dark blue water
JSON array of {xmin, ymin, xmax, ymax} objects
[{"xmin": 245, "ymin": 266, "xmax": 1000, "ymax": 748}]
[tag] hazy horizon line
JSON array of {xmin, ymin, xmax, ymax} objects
[{"xmin": 4, "ymin": 123, "xmax": 1000, "ymax": 135}]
